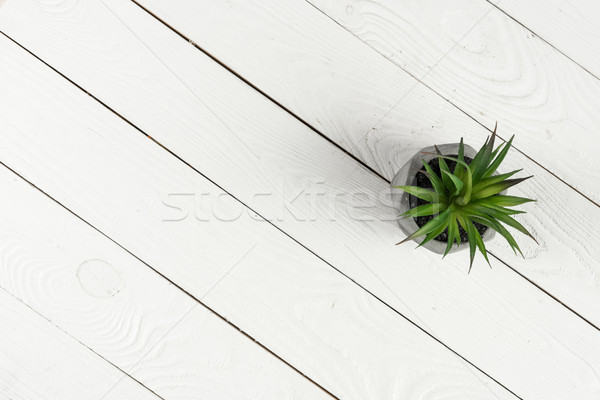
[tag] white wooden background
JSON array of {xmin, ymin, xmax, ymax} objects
[{"xmin": 0, "ymin": 0, "xmax": 599, "ymax": 399}]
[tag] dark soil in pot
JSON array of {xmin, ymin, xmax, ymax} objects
[{"xmin": 409, "ymin": 155, "xmax": 488, "ymax": 243}]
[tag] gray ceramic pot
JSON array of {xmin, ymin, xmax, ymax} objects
[{"xmin": 390, "ymin": 143, "xmax": 497, "ymax": 255}]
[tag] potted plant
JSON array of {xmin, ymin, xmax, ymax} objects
[{"xmin": 391, "ymin": 125, "xmax": 537, "ymax": 271}]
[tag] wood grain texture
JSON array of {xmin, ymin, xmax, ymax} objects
[
  {"xmin": 308, "ymin": 0, "xmax": 492, "ymax": 78},
  {"xmin": 308, "ymin": 0, "xmax": 600, "ymax": 205},
  {"xmin": 0, "ymin": 0, "xmax": 599, "ymax": 398},
  {"xmin": 0, "ymin": 168, "xmax": 330, "ymax": 400},
  {"xmin": 2, "ymin": 2, "xmax": 598, "ymax": 398},
  {"xmin": 0, "ymin": 288, "xmax": 158, "ymax": 400},
  {"xmin": 122, "ymin": 0, "xmax": 600, "ymax": 329},
  {"xmin": 126, "ymin": 306, "xmax": 328, "ymax": 400},
  {"xmin": 421, "ymin": 8, "xmax": 600, "ymax": 201},
  {"xmin": 135, "ymin": 0, "xmax": 415, "ymax": 172},
  {"xmin": 370, "ymin": 83, "xmax": 600, "ymax": 330},
  {"xmin": 0, "ymin": 29, "xmax": 515, "ymax": 400},
  {"xmin": 488, "ymin": 0, "xmax": 600, "ymax": 79}
]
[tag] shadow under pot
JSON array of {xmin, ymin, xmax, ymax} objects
[{"xmin": 390, "ymin": 143, "xmax": 497, "ymax": 255}]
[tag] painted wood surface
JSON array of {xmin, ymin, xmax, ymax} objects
[
  {"xmin": 13, "ymin": 0, "xmax": 594, "ymax": 340},
  {"xmin": 308, "ymin": 0, "xmax": 600, "ymax": 206},
  {"xmin": 0, "ymin": 31, "xmax": 515, "ymax": 400},
  {"xmin": 124, "ymin": 0, "xmax": 600, "ymax": 328},
  {"xmin": 372, "ymin": 83, "xmax": 600, "ymax": 326},
  {"xmin": 0, "ymin": 1, "xmax": 598, "ymax": 399},
  {"xmin": 308, "ymin": 0, "xmax": 493, "ymax": 78},
  {"xmin": 489, "ymin": 0, "xmax": 600, "ymax": 79},
  {"xmin": 420, "ymin": 8, "xmax": 600, "ymax": 203},
  {"xmin": 0, "ymin": 288, "xmax": 158, "ymax": 400},
  {"xmin": 0, "ymin": 167, "xmax": 330, "ymax": 400}
]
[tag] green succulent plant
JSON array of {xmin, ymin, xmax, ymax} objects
[{"xmin": 394, "ymin": 125, "xmax": 537, "ymax": 271}]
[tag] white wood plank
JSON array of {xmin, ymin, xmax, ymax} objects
[
  {"xmin": 420, "ymin": 8, "xmax": 600, "ymax": 200},
  {"xmin": 0, "ymin": 289, "xmax": 158, "ymax": 400},
  {"xmin": 305, "ymin": 0, "xmax": 600, "ymax": 321},
  {"xmin": 113, "ymin": 0, "xmax": 600, "ymax": 328},
  {"xmin": 489, "ymin": 0, "xmax": 600, "ymax": 78},
  {"xmin": 368, "ymin": 82, "xmax": 600, "ymax": 325},
  {"xmin": 0, "ymin": 0, "xmax": 598, "ymax": 398},
  {"xmin": 309, "ymin": 0, "xmax": 494, "ymax": 78},
  {"xmin": 0, "ymin": 32, "xmax": 516, "ymax": 400},
  {"xmin": 0, "ymin": 167, "xmax": 331, "ymax": 400},
  {"xmin": 307, "ymin": 0, "xmax": 600, "ymax": 205}
]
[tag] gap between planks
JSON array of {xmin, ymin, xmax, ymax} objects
[
  {"xmin": 484, "ymin": 0, "xmax": 600, "ymax": 82},
  {"xmin": 129, "ymin": 0, "xmax": 389, "ymax": 184},
  {"xmin": 4, "ymin": 0, "xmax": 596, "ymax": 396},
  {"xmin": 0, "ymin": 160, "xmax": 338, "ymax": 400},
  {"xmin": 0, "ymin": 31, "xmax": 523, "ymax": 399},
  {"xmin": 488, "ymin": 251, "xmax": 599, "ymax": 331},
  {"xmin": 303, "ymin": 0, "xmax": 600, "ymax": 210},
  {"xmin": 0, "ymin": 285, "xmax": 166, "ymax": 400},
  {"xmin": 105, "ymin": 1, "xmax": 598, "ymax": 332},
  {"xmin": 1, "ymin": 0, "xmax": 597, "ymax": 387}
]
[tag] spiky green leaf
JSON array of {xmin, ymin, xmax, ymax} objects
[
  {"xmin": 417, "ymin": 218, "xmax": 451, "ymax": 248},
  {"xmin": 471, "ymin": 169, "xmax": 522, "ymax": 193},
  {"xmin": 471, "ymin": 215, "xmax": 523, "ymax": 257},
  {"xmin": 484, "ymin": 195, "xmax": 536, "ymax": 207},
  {"xmin": 462, "ymin": 217, "xmax": 478, "ymax": 272},
  {"xmin": 403, "ymin": 131, "xmax": 536, "ymax": 271},
  {"xmin": 483, "ymin": 135, "xmax": 514, "ymax": 179},
  {"xmin": 472, "ymin": 202, "xmax": 526, "ymax": 215},
  {"xmin": 393, "ymin": 185, "xmax": 440, "ymax": 203},
  {"xmin": 471, "ymin": 123, "xmax": 498, "ymax": 182},
  {"xmin": 396, "ymin": 207, "xmax": 453, "ymax": 245},
  {"xmin": 492, "ymin": 212, "xmax": 538, "ymax": 244},
  {"xmin": 473, "ymin": 224, "xmax": 491, "ymax": 267},
  {"xmin": 422, "ymin": 154, "xmax": 473, "ymax": 205},
  {"xmin": 452, "ymin": 214, "xmax": 461, "ymax": 247},
  {"xmin": 421, "ymin": 160, "xmax": 446, "ymax": 199},
  {"xmin": 443, "ymin": 214, "xmax": 458, "ymax": 257},
  {"xmin": 400, "ymin": 202, "xmax": 447, "ymax": 219},
  {"xmin": 455, "ymin": 138, "xmax": 465, "ymax": 179},
  {"xmin": 471, "ymin": 176, "xmax": 533, "ymax": 200},
  {"xmin": 441, "ymin": 170, "xmax": 464, "ymax": 196},
  {"xmin": 434, "ymin": 145, "xmax": 455, "ymax": 193}
]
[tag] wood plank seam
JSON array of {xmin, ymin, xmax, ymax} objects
[
  {"xmin": 344, "ymin": 244, "xmax": 529, "ymax": 399},
  {"xmin": 488, "ymin": 250, "xmax": 599, "ymax": 331},
  {"xmin": 0, "ymin": 160, "xmax": 339, "ymax": 400},
  {"xmin": 423, "ymin": 95, "xmax": 600, "ymax": 210},
  {"xmin": 129, "ymin": 0, "xmax": 390, "ymax": 184},
  {"xmin": 304, "ymin": 0, "xmax": 600, "ymax": 210},
  {"xmin": 0, "ymin": 164, "xmax": 519, "ymax": 400},
  {"xmin": 0, "ymin": 285, "xmax": 165, "ymax": 400},
  {"xmin": 100, "ymin": 0, "xmax": 262, "ymax": 161},
  {"xmin": 0, "ymin": 3, "xmax": 596, "ymax": 394},
  {"xmin": 2, "ymin": 0, "xmax": 596, "ymax": 394},
  {"xmin": 136, "ymin": 0, "xmax": 600, "ymax": 225},
  {"xmin": 333, "ymin": 2, "xmax": 496, "ymax": 157},
  {"xmin": 98, "ymin": 304, "xmax": 197, "ymax": 400},
  {"xmin": 2, "ymin": 1, "xmax": 596, "ymax": 396},
  {"xmin": 124, "ymin": 0, "xmax": 600, "ymax": 334},
  {"xmin": 0, "ymin": 32, "xmax": 523, "ymax": 398},
  {"xmin": 99, "ymin": 245, "xmax": 256, "ymax": 399},
  {"xmin": 107, "ymin": 0, "xmax": 600, "ymax": 341},
  {"xmin": 484, "ymin": 0, "xmax": 600, "ymax": 82}
]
